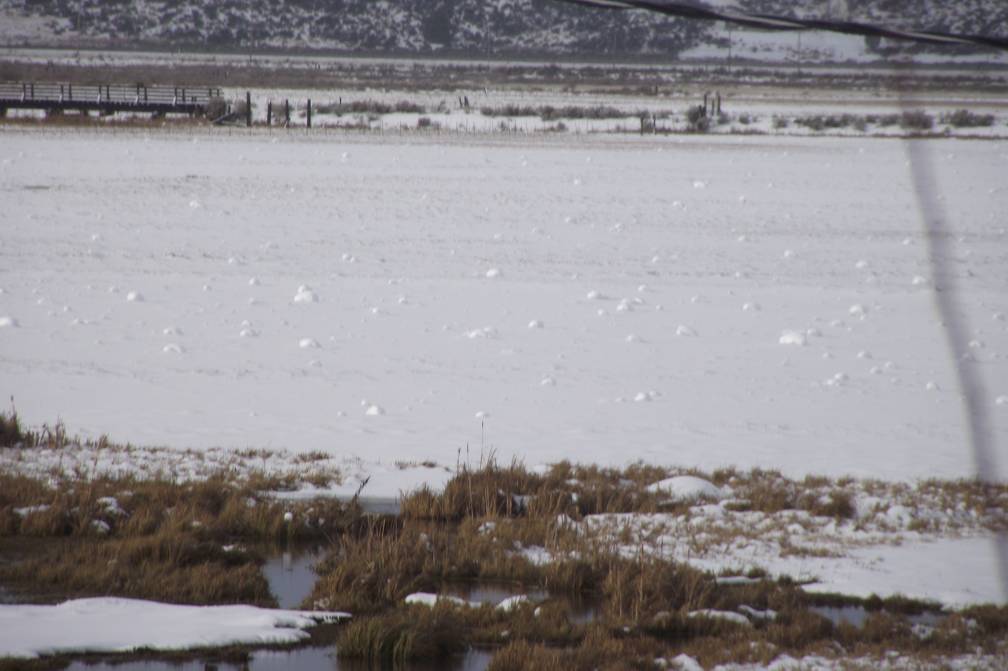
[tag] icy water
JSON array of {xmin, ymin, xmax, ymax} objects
[
  {"xmin": 441, "ymin": 580, "xmax": 548, "ymax": 606},
  {"xmin": 65, "ymin": 648, "xmax": 494, "ymax": 671},
  {"xmin": 811, "ymin": 605, "xmax": 947, "ymax": 628},
  {"xmin": 262, "ymin": 545, "xmax": 322, "ymax": 609}
]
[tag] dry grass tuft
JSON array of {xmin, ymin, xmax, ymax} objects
[
  {"xmin": 0, "ymin": 411, "xmax": 25, "ymax": 447},
  {"xmin": 337, "ymin": 606, "xmax": 468, "ymax": 664}
]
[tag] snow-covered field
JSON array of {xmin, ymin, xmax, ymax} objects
[{"xmin": 2, "ymin": 127, "xmax": 1006, "ymax": 483}]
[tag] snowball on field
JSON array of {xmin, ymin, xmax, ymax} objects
[
  {"xmin": 365, "ymin": 404, "xmax": 385, "ymax": 416},
  {"xmin": 126, "ymin": 291, "xmax": 143, "ymax": 302},
  {"xmin": 162, "ymin": 344, "xmax": 183, "ymax": 354},
  {"xmin": 0, "ymin": 316, "xmax": 18, "ymax": 328},
  {"xmin": 298, "ymin": 338, "xmax": 319, "ymax": 349},
  {"xmin": 293, "ymin": 285, "xmax": 318, "ymax": 303},
  {"xmin": 485, "ymin": 268, "xmax": 502, "ymax": 279},
  {"xmin": 646, "ymin": 476, "xmax": 725, "ymax": 503},
  {"xmin": 779, "ymin": 330, "xmax": 807, "ymax": 346},
  {"xmin": 528, "ymin": 320, "xmax": 544, "ymax": 329}
]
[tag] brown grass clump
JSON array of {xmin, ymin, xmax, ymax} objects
[
  {"xmin": 0, "ymin": 411, "xmax": 25, "ymax": 447},
  {"xmin": 0, "ymin": 470, "xmax": 361, "ymax": 605},
  {"xmin": 336, "ymin": 605, "xmax": 469, "ymax": 664},
  {"xmin": 0, "ymin": 533, "xmax": 274, "ymax": 606},
  {"xmin": 603, "ymin": 552, "xmax": 713, "ymax": 623},
  {"xmin": 487, "ymin": 631, "xmax": 665, "ymax": 671}
]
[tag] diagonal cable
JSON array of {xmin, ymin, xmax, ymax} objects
[
  {"xmin": 554, "ymin": 0, "xmax": 1008, "ymax": 51},
  {"xmin": 557, "ymin": 0, "xmax": 1008, "ymax": 601}
]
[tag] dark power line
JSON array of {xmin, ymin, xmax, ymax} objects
[{"xmin": 554, "ymin": 0, "xmax": 1008, "ymax": 51}]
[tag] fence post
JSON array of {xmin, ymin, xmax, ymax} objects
[
  {"xmin": 284, "ymin": 99, "xmax": 290, "ymax": 127},
  {"xmin": 246, "ymin": 91, "xmax": 252, "ymax": 127},
  {"xmin": 267, "ymin": 101, "xmax": 272, "ymax": 127},
  {"xmin": 68, "ymin": 83, "xmax": 72, "ymax": 101},
  {"xmin": 307, "ymin": 99, "xmax": 312, "ymax": 128}
]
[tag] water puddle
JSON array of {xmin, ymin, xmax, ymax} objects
[
  {"xmin": 440, "ymin": 580, "xmax": 548, "ymax": 606},
  {"xmin": 261, "ymin": 545, "xmax": 323, "ymax": 610},
  {"xmin": 811, "ymin": 605, "xmax": 946, "ymax": 628},
  {"xmin": 65, "ymin": 648, "xmax": 493, "ymax": 671},
  {"xmin": 353, "ymin": 496, "xmax": 401, "ymax": 515},
  {"xmin": 439, "ymin": 579, "xmax": 599, "ymax": 625}
]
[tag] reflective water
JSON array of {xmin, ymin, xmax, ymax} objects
[
  {"xmin": 811, "ymin": 605, "xmax": 946, "ymax": 628},
  {"xmin": 65, "ymin": 648, "xmax": 494, "ymax": 671},
  {"xmin": 441, "ymin": 580, "xmax": 548, "ymax": 606},
  {"xmin": 262, "ymin": 545, "xmax": 323, "ymax": 609}
]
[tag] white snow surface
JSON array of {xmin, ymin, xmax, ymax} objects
[
  {"xmin": 1, "ymin": 128, "xmax": 1007, "ymax": 483},
  {"xmin": 581, "ymin": 508, "xmax": 1008, "ymax": 607},
  {"xmin": 647, "ymin": 476, "xmax": 725, "ymax": 502},
  {"xmin": 0, "ymin": 597, "xmax": 348, "ymax": 659}
]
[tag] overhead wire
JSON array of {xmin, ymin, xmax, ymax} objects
[
  {"xmin": 550, "ymin": 0, "xmax": 1008, "ymax": 595},
  {"xmin": 554, "ymin": 0, "xmax": 1008, "ymax": 51}
]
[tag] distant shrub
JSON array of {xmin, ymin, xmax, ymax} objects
[
  {"xmin": 416, "ymin": 116, "xmax": 434, "ymax": 129},
  {"xmin": 941, "ymin": 109, "xmax": 994, "ymax": 128},
  {"xmin": 794, "ymin": 114, "xmax": 864, "ymax": 131},
  {"xmin": 0, "ymin": 411, "xmax": 23, "ymax": 447},
  {"xmin": 685, "ymin": 105, "xmax": 711, "ymax": 131},
  {"xmin": 738, "ymin": 113, "xmax": 752, "ymax": 125},
  {"xmin": 317, "ymin": 100, "xmax": 427, "ymax": 116},
  {"xmin": 899, "ymin": 110, "xmax": 934, "ymax": 131},
  {"xmin": 205, "ymin": 97, "xmax": 227, "ymax": 120},
  {"xmin": 773, "ymin": 115, "xmax": 789, "ymax": 129},
  {"xmin": 482, "ymin": 104, "xmax": 626, "ymax": 121},
  {"xmin": 867, "ymin": 114, "xmax": 901, "ymax": 127},
  {"xmin": 394, "ymin": 100, "xmax": 424, "ymax": 114},
  {"xmin": 686, "ymin": 105, "xmax": 705, "ymax": 125}
]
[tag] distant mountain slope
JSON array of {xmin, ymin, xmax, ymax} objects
[{"xmin": 0, "ymin": 0, "xmax": 1005, "ymax": 62}]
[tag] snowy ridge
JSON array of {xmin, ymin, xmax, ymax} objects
[
  {"xmin": 0, "ymin": 597, "xmax": 348, "ymax": 659},
  {"xmin": 0, "ymin": 0, "xmax": 1005, "ymax": 62}
]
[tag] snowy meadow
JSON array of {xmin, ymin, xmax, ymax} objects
[
  {"xmin": 1, "ymin": 128, "xmax": 1006, "ymax": 480},
  {"xmin": 1, "ymin": 118, "xmax": 1008, "ymax": 669}
]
